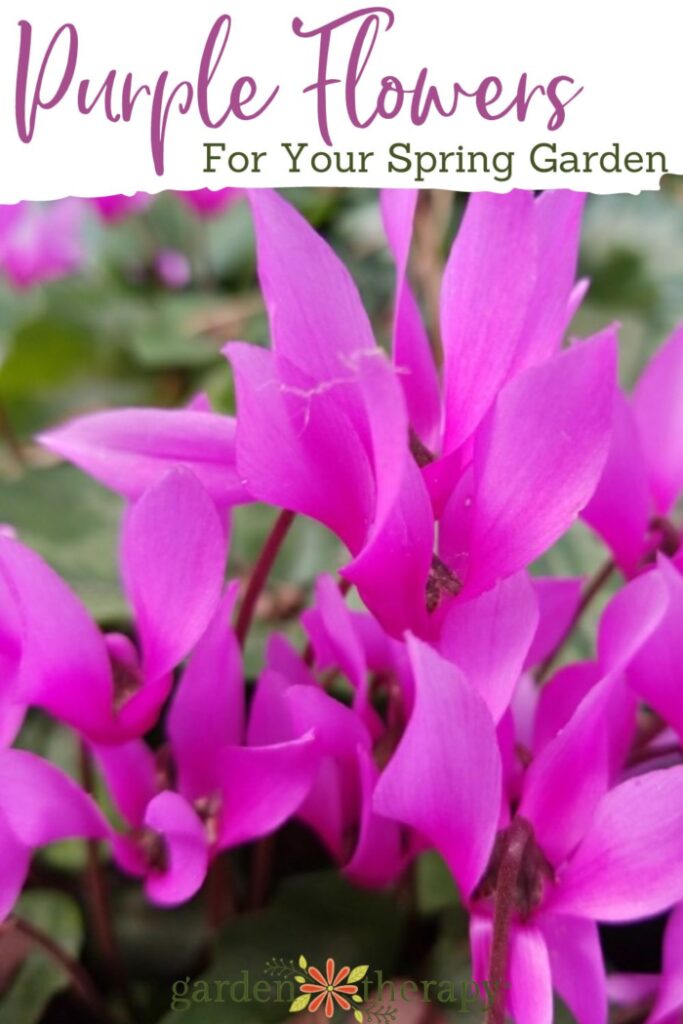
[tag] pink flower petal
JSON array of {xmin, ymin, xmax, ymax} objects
[
  {"xmin": 597, "ymin": 568, "xmax": 669, "ymax": 672},
  {"xmin": 168, "ymin": 585, "xmax": 243, "ymax": 799},
  {"xmin": 627, "ymin": 559, "xmax": 683, "ymax": 741},
  {"xmin": 39, "ymin": 408, "xmax": 247, "ymax": 505},
  {"xmin": 582, "ymin": 392, "xmax": 651, "ymax": 574},
  {"xmin": 0, "ymin": 535, "xmax": 115, "ymax": 740},
  {"xmin": 633, "ymin": 325, "xmax": 683, "ymax": 514},
  {"xmin": 510, "ymin": 191, "xmax": 587, "ymax": 375},
  {"xmin": 438, "ymin": 571, "xmax": 538, "ymax": 723},
  {"xmin": 143, "ymin": 791, "xmax": 208, "ymax": 906},
  {"xmin": 532, "ymin": 662, "xmax": 601, "ymax": 753},
  {"xmin": 94, "ymin": 740, "xmax": 158, "ymax": 829},
  {"xmin": 441, "ymin": 191, "xmax": 538, "ymax": 454},
  {"xmin": 344, "ymin": 747, "xmax": 405, "ymax": 888},
  {"xmin": 550, "ymin": 766, "xmax": 683, "ymax": 920},
  {"xmin": 0, "ymin": 749, "xmax": 108, "ymax": 847},
  {"xmin": 303, "ymin": 576, "xmax": 368, "ymax": 703},
  {"xmin": 121, "ymin": 468, "xmax": 227, "ymax": 681},
  {"xmin": 342, "ymin": 459, "xmax": 434, "ymax": 638},
  {"xmin": 520, "ymin": 676, "xmax": 616, "ymax": 866},
  {"xmin": 540, "ymin": 914, "xmax": 607, "ymax": 1024},
  {"xmin": 648, "ymin": 902, "xmax": 683, "ymax": 1024},
  {"xmin": 226, "ymin": 342, "xmax": 373, "ymax": 552},
  {"xmin": 524, "ymin": 577, "xmax": 583, "ymax": 670},
  {"xmin": 215, "ymin": 735, "xmax": 319, "ymax": 849},
  {"xmin": 374, "ymin": 637, "xmax": 501, "ymax": 898},
  {"xmin": 463, "ymin": 329, "xmax": 617, "ymax": 596},
  {"xmin": 380, "ymin": 189, "xmax": 440, "ymax": 447},
  {"xmin": 508, "ymin": 925, "xmax": 554, "ymax": 1024}
]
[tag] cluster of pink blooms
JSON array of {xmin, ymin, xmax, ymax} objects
[
  {"xmin": 0, "ymin": 188, "xmax": 240, "ymax": 289},
  {"xmin": 3, "ymin": 187, "xmax": 683, "ymax": 1024}
]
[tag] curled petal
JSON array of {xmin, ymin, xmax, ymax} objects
[
  {"xmin": 215, "ymin": 735, "xmax": 319, "ymax": 850},
  {"xmin": 0, "ymin": 749, "xmax": 108, "ymax": 847},
  {"xmin": 374, "ymin": 637, "xmax": 501, "ymax": 898},
  {"xmin": 0, "ymin": 536, "xmax": 115, "ymax": 739},
  {"xmin": 39, "ymin": 408, "xmax": 247, "ymax": 505},
  {"xmin": 143, "ymin": 791, "xmax": 208, "ymax": 906}
]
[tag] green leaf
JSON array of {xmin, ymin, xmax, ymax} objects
[
  {"xmin": 289, "ymin": 994, "xmax": 311, "ymax": 1013},
  {"xmin": 416, "ymin": 851, "xmax": 461, "ymax": 914},
  {"xmin": 298, "ymin": 954, "xmax": 307, "ymax": 970},
  {"xmin": 348, "ymin": 964, "xmax": 369, "ymax": 983},
  {"xmin": 157, "ymin": 871, "xmax": 404, "ymax": 1023},
  {"xmin": 354, "ymin": 1011, "xmax": 364, "ymax": 1023},
  {"xmin": 0, "ymin": 892, "xmax": 84, "ymax": 1024},
  {"xmin": 294, "ymin": 975, "xmax": 306, "ymax": 983},
  {"xmin": 0, "ymin": 465, "xmax": 125, "ymax": 623}
]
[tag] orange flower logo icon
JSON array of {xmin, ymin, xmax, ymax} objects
[{"xmin": 290, "ymin": 955, "xmax": 368, "ymax": 1020}]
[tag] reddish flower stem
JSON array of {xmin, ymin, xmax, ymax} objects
[
  {"xmin": 6, "ymin": 915, "xmax": 114, "ymax": 1024},
  {"xmin": 79, "ymin": 742, "xmax": 139, "ymax": 1024},
  {"xmin": 206, "ymin": 509, "xmax": 296, "ymax": 931},
  {"xmin": 535, "ymin": 558, "xmax": 616, "ymax": 683},
  {"xmin": 484, "ymin": 818, "xmax": 532, "ymax": 1024},
  {"xmin": 234, "ymin": 509, "xmax": 296, "ymax": 649}
]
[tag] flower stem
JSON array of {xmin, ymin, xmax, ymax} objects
[
  {"xmin": 535, "ymin": 558, "xmax": 616, "ymax": 683},
  {"xmin": 484, "ymin": 818, "xmax": 532, "ymax": 1024},
  {"xmin": 6, "ymin": 915, "xmax": 114, "ymax": 1024},
  {"xmin": 79, "ymin": 742, "xmax": 139, "ymax": 1024},
  {"xmin": 234, "ymin": 509, "xmax": 296, "ymax": 649}
]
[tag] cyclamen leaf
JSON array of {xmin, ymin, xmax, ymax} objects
[
  {"xmin": 349, "ymin": 964, "xmax": 370, "ymax": 983},
  {"xmin": 290, "ymin": 994, "xmax": 311, "ymax": 1013}
]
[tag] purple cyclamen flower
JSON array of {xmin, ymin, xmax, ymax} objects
[
  {"xmin": 375, "ymin": 572, "xmax": 683, "ymax": 1024},
  {"xmin": 248, "ymin": 627, "xmax": 408, "ymax": 890},
  {"xmin": 583, "ymin": 325, "xmax": 683, "ymax": 574},
  {"xmin": 176, "ymin": 188, "xmax": 242, "ymax": 218},
  {"xmin": 39, "ymin": 189, "xmax": 616, "ymax": 638},
  {"xmin": 0, "ymin": 468, "xmax": 227, "ymax": 743},
  {"xmin": 226, "ymin": 190, "xmax": 616, "ymax": 635},
  {"xmin": 95, "ymin": 588, "xmax": 318, "ymax": 906},
  {"xmin": 89, "ymin": 193, "xmax": 151, "ymax": 222},
  {"xmin": 0, "ymin": 200, "xmax": 84, "ymax": 289}
]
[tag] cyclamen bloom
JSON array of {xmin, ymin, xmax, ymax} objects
[
  {"xmin": 375, "ymin": 572, "xmax": 683, "ymax": 1024},
  {"xmin": 225, "ymin": 190, "xmax": 616, "ymax": 636},
  {"xmin": 89, "ymin": 193, "xmax": 151, "ymax": 222},
  {"xmin": 176, "ymin": 188, "xmax": 242, "ymax": 217},
  {"xmin": 40, "ymin": 188, "xmax": 616, "ymax": 639},
  {"xmin": 0, "ymin": 468, "xmax": 227, "ymax": 742},
  {"xmin": 0, "ymin": 200, "xmax": 84, "ymax": 288},
  {"xmin": 583, "ymin": 324, "xmax": 683, "ymax": 574},
  {"xmin": 95, "ymin": 587, "xmax": 318, "ymax": 905}
]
